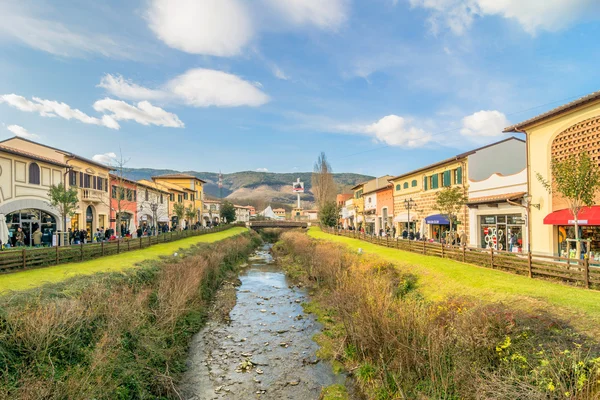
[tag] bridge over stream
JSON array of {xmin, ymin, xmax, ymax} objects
[{"xmin": 247, "ymin": 221, "xmax": 308, "ymax": 230}]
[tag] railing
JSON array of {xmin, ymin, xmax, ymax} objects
[
  {"xmin": 0, "ymin": 223, "xmax": 246, "ymax": 273},
  {"xmin": 324, "ymin": 228, "xmax": 600, "ymax": 290}
]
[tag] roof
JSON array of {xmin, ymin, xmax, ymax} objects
[
  {"xmin": 351, "ymin": 181, "xmax": 368, "ymax": 191},
  {"xmin": 466, "ymin": 192, "xmax": 525, "ymax": 206},
  {"xmin": 150, "ymin": 180, "xmax": 188, "ymax": 193},
  {"xmin": 0, "ymin": 136, "xmax": 112, "ymax": 170},
  {"xmin": 109, "ymin": 173, "xmax": 139, "ymax": 186},
  {"xmin": 362, "ymin": 183, "xmax": 393, "ymax": 196},
  {"xmin": 204, "ymin": 199, "xmax": 221, "ymax": 204},
  {"xmin": 152, "ymin": 173, "xmax": 206, "ymax": 183},
  {"xmin": 0, "ymin": 144, "xmax": 69, "ymax": 167},
  {"xmin": 273, "ymin": 208, "xmax": 286, "ymax": 212},
  {"xmin": 136, "ymin": 179, "xmax": 170, "ymax": 194},
  {"xmin": 504, "ymin": 90, "xmax": 600, "ymax": 132},
  {"xmin": 389, "ymin": 137, "xmax": 525, "ymax": 182}
]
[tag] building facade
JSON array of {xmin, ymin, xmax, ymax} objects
[
  {"xmin": 375, "ymin": 185, "xmax": 393, "ymax": 234},
  {"xmin": 136, "ymin": 179, "xmax": 170, "ymax": 232},
  {"xmin": 109, "ymin": 174, "xmax": 138, "ymax": 236},
  {"xmin": 203, "ymin": 199, "xmax": 221, "ymax": 226},
  {"xmin": 152, "ymin": 174, "xmax": 204, "ymax": 228},
  {"xmin": 234, "ymin": 205, "xmax": 251, "ymax": 223},
  {"xmin": 505, "ymin": 91, "xmax": 600, "ymax": 257}
]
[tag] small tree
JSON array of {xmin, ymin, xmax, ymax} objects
[
  {"xmin": 185, "ymin": 205, "xmax": 197, "ymax": 228},
  {"xmin": 435, "ymin": 187, "xmax": 467, "ymax": 243},
  {"xmin": 537, "ymin": 151, "xmax": 600, "ymax": 259},
  {"xmin": 173, "ymin": 202, "xmax": 185, "ymax": 230},
  {"xmin": 48, "ymin": 183, "xmax": 79, "ymax": 244},
  {"xmin": 220, "ymin": 201, "xmax": 236, "ymax": 223},
  {"xmin": 312, "ymin": 152, "xmax": 337, "ymax": 210},
  {"xmin": 319, "ymin": 200, "xmax": 339, "ymax": 227}
]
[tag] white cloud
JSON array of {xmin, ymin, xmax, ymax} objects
[
  {"xmin": 0, "ymin": 1, "xmax": 136, "ymax": 59},
  {"xmin": 93, "ymin": 99, "xmax": 184, "ymax": 128},
  {"xmin": 99, "ymin": 69, "xmax": 270, "ymax": 108},
  {"xmin": 256, "ymin": 168, "xmax": 269, "ymax": 172},
  {"xmin": 364, "ymin": 115, "xmax": 432, "ymax": 147},
  {"xmin": 409, "ymin": 0, "xmax": 600, "ymax": 35},
  {"xmin": 264, "ymin": 0, "xmax": 348, "ymax": 30},
  {"xmin": 147, "ymin": 0, "xmax": 253, "ymax": 57},
  {"xmin": 6, "ymin": 124, "xmax": 39, "ymax": 139},
  {"xmin": 0, "ymin": 94, "xmax": 184, "ymax": 129},
  {"xmin": 272, "ymin": 65, "xmax": 289, "ymax": 80},
  {"xmin": 92, "ymin": 152, "xmax": 117, "ymax": 165},
  {"xmin": 460, "ymin": 110, "xmax": 509, "ymax": 137}
]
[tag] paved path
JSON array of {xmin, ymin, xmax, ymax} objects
[{"xmin": 0, "ymin": 227, "xmax": 248, "ymax": 294}]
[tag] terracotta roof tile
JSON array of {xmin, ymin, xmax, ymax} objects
[{"xmin": 0, "ymin": 144, "xmax": 69, "ymax": 167}]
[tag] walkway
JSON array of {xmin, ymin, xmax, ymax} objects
[
  {"xmin": 0, "ymin": 227, "xmax": 248, "ymax": 294},
  {"xmin": 309, "ymin": 227, "xmax": 600, "ymax": 336}
]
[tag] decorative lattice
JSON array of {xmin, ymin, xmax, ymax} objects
[{"xmin": 551, "ymin": 115, "xmax": 600, "ymax": 164}]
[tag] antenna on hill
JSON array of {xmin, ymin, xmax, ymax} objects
[{"xmin": 218, "ymin": 170, "xmax": 223, "ymax": 201}]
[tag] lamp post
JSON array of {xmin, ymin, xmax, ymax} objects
[
  {"xmin": 508, "ymin": 194, "xmax": 540, "ymax": 253},
  {"xmin": 150, "ymin": 203, "xmax": 158, "ymax": 236},
  {"xmin": 404, "ymin": 198, "xmax": 416, "ymax": 236}
]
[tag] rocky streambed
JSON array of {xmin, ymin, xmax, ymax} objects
[{"xmin": 180, "ymin": 244, "xmax": 345, "ymax": 399}]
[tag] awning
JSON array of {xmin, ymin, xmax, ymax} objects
[
  {"xmin": 543, "ymin": 206, "xmax": 600, "ymax": 225},
  {"xmin": 467, "ymin": 191, "xmax": 526, "ymax": 206},
  {"xmin": 425, "ymin": 214, "xmax": 450, "ymax": 225},
  {"xmin": 393, "ymin": 213, "xmax": 416, "ymax": 223}
]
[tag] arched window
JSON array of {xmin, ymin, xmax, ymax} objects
[
  {"xmin": 411, "ymin": 180, "xmax": 417, "ymax": 187},
  {"xmin": 395, "ymin": 184, "xmax": 401, "ymax": 191},
  {"xmin": 29, "ymin": 163, "xmax": 40, "ymax": 185},
  {"xmin": 403, "ymin": 182, "xmax": 409, "ymax": 189}
]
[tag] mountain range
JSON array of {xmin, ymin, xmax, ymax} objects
[{"xmin": 123, "ymin": 169, "xmax": 373, "ymax": 210}]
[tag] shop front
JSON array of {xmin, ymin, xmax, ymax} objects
[
  {"xmin": 5, "ymin": 209, "xmax": 57, "ymax": 247},
  {"xmin": 544, "ymin": 207, "xmax": 600, "ymax": 259},
  {"xmin": 394, "ymin": 213, "xmax": 416, "ymax": 237},
  {"xmin": 478, "ymin": 214, "xmax": 524, "ymax": 252},
  {"xmin": 425, "ymin": 214, "xmax": 453, "ymax": 242}
]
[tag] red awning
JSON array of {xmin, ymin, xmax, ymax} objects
[{"xmin": 543, "ymin": 206, "xmax": 600, "ymax": 225}]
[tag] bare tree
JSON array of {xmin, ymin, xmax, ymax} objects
[
  {"xmin": 311, "ymin": 152, "xmax": 336, "ymax": 210},
  {"xmin": 137, "ymin": 185, "xmax": 169, "ymax": 235},
  {"xmin": 101, "ymin": 150, "xmax": 132, "ymax": 236}
]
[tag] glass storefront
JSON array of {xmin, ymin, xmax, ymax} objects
[
  {"xmin": 557, "ymin": 225, "xmax": 600, "ymax": 259},
  {"xmin": 479, "ymin": 214, "xmax": 523, "ymax": 252},
  {"xmin": 6, "ymin": 209, "xmax": 57, "ymax": 247}
]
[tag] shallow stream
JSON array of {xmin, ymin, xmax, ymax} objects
[{"xmin": 180, "ymin": 244, "xmax": 345, "ymax": 399}]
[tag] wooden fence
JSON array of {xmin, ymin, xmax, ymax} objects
[
  {"xmin": 325, "ymin": 228, "xmax": 600, "ymax": 289},
  {"xmin": 0, "ymin": 224, "xmax": 245, "ymax": 273}
]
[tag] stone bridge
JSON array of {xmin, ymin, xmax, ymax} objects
[{"xmin": 247, "ymin": 221, "xmax": 308, "ymax": 229}]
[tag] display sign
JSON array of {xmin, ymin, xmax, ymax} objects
[
  {"xmin": 482, "ymin": 216, "xmax": 496, "ymax": 224},
  {"xmin": 511, "ymin": 217, "xmax": 526, "ymax": 225},
  {"xmin": 292, "ymin": 178, "xmax": 304, "ymax": 193},
  {"xmin": 568, "ymin": 219, "xmax": 588, "ymax": 225}
]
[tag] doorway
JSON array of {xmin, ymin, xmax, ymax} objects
[{"xmin": 86, "ymin": 206, "xmax": 94, "ymax": 236}]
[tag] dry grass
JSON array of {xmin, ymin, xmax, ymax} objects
[
  {"xmin": 0, "ymin": 232, "xmax": 260, "ymax": 400},
  {"xmin": 275, "ymin": 231, "xmax": 600, "ymax": 400}
]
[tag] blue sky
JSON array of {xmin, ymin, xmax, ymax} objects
[{"xmin": 0, "ymin": 0, "xmax": 599, "ymax": 177}]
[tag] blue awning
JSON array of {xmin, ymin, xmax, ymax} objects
[{"xmin": 425, "ymin": 214, "xmax": 450, "ymax": 225}]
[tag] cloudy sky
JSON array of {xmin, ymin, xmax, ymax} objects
[{"xmin": 0, "ymin": 0, "xmax": 599, "ymax": 176}]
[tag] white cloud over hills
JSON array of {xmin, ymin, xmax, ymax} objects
[
  {"xmin": 92, "ymin": 152, "xmax": 117, "ymax": 165},
  {"xmin": 98, "ymin": 69, "xmax": 269, "ymax": 108}
]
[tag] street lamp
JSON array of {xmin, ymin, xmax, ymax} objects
[
  {"xmin": 508, "ymin": 194, "xmax": 539, "ymax": 253},
  {"xmin": 150, "ymin": 203, "xmax": 158, "ymax": 235},
  {"xmin": 404, "ymin": 198, "xmax": 416, "ymax": 235}
]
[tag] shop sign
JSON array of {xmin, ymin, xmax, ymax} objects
[
  {"xmin": 511, "ymin": 217, "xmax": 526, "ymax": 225},
  {"xmin": 568, "ymin": 219, "xmax": 589, "ymax": 225},
  {"xmin": 483, "ymin": 216, "xmax": 496, "ymax": 224},
  {"xmin": 484, "ymin": 227, "xmax": 489, "ymax": 235}
]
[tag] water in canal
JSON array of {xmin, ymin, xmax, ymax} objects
[{"xmin": 180, "ymin": 244, "xmax": 345, "ymax": 399}]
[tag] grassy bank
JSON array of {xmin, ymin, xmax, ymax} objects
[
  {"xmin": 0, "ymin": 231, "xmax": 261, "ymax": 399},
  {"xmin": 309, "ymin": 227, "xmax": 600, "ymax": 336},
  {"xmin": 0, "ymin": 227, "xmax": 247, "ymax": 294},
  {"xmin": 275, "ymin": 231, "xmax": 600, "ymax": 400}
]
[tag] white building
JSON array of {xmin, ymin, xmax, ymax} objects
[
  {"xmin": 136, "ymin": 180, "xmax": 170, "ymax": 232},
  {"xmin": 234, "ymin": 205, "xmax": 250, "ymax": 223},
  {"xmin": 203, "ymin": 199, "xmax": 221, "ymax": 225}
]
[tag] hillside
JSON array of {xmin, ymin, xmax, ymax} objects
[{"xmin": 123, "ymin": 169, "xmax": 372, "ymax": 209}]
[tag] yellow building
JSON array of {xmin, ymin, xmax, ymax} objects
[
  {"xmin": 351, "ymin": 176, "xmax": 392, "ymax": 233},
  {"xmin": 505, "ymin": 90, "xmax": 600, "ymax": 256},
  {"xmin": 152, "ymin": 174, "xmax": 204, "ymax": 228},
  {"xmin": 0, "ymin": 137, "xmax": 111, "ymax": 237},
  {"xmin": 136, "ymin": 179, "xmax": 171, "ymax": 231}
]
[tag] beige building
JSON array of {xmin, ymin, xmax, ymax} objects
[
  {"xmin": 136, "ymin": 179, "xmax": 170, "ymax": 231},
  {"xmin": 505, "ymin": 91, "xmax": 600, "ymax": 257},
  {"xmin": 234, "ymin": 205, "xmax": 251, "ymax": 223},
  {"xmin": 0, "ymin": 137, "xmax": 111, "ymax": 239}
]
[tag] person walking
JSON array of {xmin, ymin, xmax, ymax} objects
[
  {"xmin": 402, "ymin": 229, "xmax": 408, "ymax": 240},
  {"xmin": 15, "ymin": 227, "xmax": 25, "ymax": 247},
  {"xmin": 80, "ymin": 229, "xmax": 87, "ymax": 244},
  {"xmin": 392, "ymin": 226, "xmax": 396, "ymax": 238},
  {"xmin": 136, "ymin": 226, "xmax": 143, "ymax": 238},
  {"xmin": 460, "ymin": 230, "xmax": 467, "ymax": 247},
  {"xmin": 68, "ymin": 228, "xmax": 73, "ymax": 245},
  {"xmin": 32, "ymin": 228, "xmax": 42, "ymax": 247}
]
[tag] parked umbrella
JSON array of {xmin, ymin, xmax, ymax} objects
[{"xmin": 0, "ymin": 214, "xmax": 9, "ymax": 246}]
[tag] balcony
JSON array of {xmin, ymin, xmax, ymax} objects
[{"xmin": 82, "ymin": 189, "xmax": 104, "ymax": 203}]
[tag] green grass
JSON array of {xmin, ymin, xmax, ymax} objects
[
  {"xmin": 0, "ymin": 227, "xmax": 248, "ymax": 294},
  {"xmin": 309, "ymin": 227, "xmax": 600, "ymax": 335},
  {"xmin": 320, "ymin": 384, "xmax": 349, "ymax": 400}
]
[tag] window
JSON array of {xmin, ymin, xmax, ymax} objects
[
  {"xmin": 443, "ymin": 170, "xmax": 451, "ymax": 187},
  {"xmin": 431, "ymin": 174, "xmax": 439, "ymax": 189},
  {"xmin": 104, "ymin": 178, "xmax": 108, "ymax": 192},
  {"xmin": 395, "ymin": 184, "xmax": 401, "ymax": 191},
  {"xmin": 403, "ymin": 182, "xmax": 409, "ymax": 189},
  {"xmin": 183, "ymin": 193, "xmax": 188, "ymax": 200},
  {"xmin": 178, "ymin": 194, "xmax": 183, "ymax": 203},
  {"xmin": 28, "ymin": 163, "xmax": 41, "ymax": 184},
  {"xmin": 169, "ymin": 193, "xmax": 174, "ymax": 202},
  {"xmin": 145, "ymin": 190, "xmax": 149, "ymax": 201},
  {"xmin": 69, "ymin": 170, "xmax": 78, "ymax": 186},
  {"xmin": 191, "ymin": 194, "xmax": 195, "ymax": 202},
  {"xmin": 160, "ymin": 194, "xmax": 164, "ymax": 204},
  {"xmin": 355, "ymin": 189, "xmax": 363, "ymax": 199},
  {"xmin": 411, "ymin": 180, "xmax": 417, "ymax": 187},
  {"xmin": 454, "ymin": 166, "xmax": 463, "ymax": 185},
  {"xmin": 423, "ymin": 176, "xmax": 428, "ymax": 191},
  {"xmin": 111, "ymin": 185, "xmax": 117, "ymax": 199},
  {"xmin": 83, "ymin": 174, "xmax": 91, "ymax": 188}
]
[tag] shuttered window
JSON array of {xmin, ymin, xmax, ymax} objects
[
  {"xmin": 423, "ymin": 176, "xmax": 428, "ymax": 191},
  {"xmin": 456, "ymin": 166, "xmax": 463, "ymax": 184},
  {"xmin": 411, "ymin": 180, "xmax": 417, "ymax": 187},
  {"xmin": 443, "ymin": 170, "xmax": 451, "ymax": 187},
  {"xmin": 396, "ymin": 184, "xmax": 401, "ymax": 191},
  {"xmin": 403, "ymin": 182, "xmax": 409, "ymax": 189},
  {"xmin": 431, "ymin": 174, "xmax": 439, "ymax": 189}
]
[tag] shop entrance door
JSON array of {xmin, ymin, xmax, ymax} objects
[
  {"xmin": 85, "ymin": 206, "xmax": 94, "ymax": 236},
  {"xmin": 496, "ymin": 224, "xmax": 507, "ymax": 251}
]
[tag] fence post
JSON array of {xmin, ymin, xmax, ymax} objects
[
  {"xmin": 80, "ymin": 242, "xmax": 84, "ymax": 261},
  {"xmin": 584, "ymin": 258, "xmax": 590, "ymax": 289},
  {"xmin": 148, "ymin": 235, "xmax": 151, "ymax": 247},
  {"xmin": 441, "ymin": 242, "xmax": 445, "ymax": 258},
  {"xmin": 490, "ymin": 247, "xmax": 494, "ymax": 268},
  {"xmin": 101, "ymin": 241, "xmax": 105, "ymax": 256},
  {"xmin": 22, "ymin": 248, "xmax": 26, "ymax": 269},
  {"xmin": 527, "ymin": 252, "xmax": 533, "ymax": 278},
  {"xmin": 56, "ymin": 244, "xmax": 59, "ymax": 265},
  {"xmin": 140, "ymin": 237, "xmax": 143, "ymax": 249},
  {"xmin": 128, "ymin": 240, "xmax": 130, "ymax": 251},
  {"xmin": 422, "ymin": 241, "xmax": 426, "ymax": 255},
  {"xmin": 117, "ymin": 239, "xmax": 120, "ymax": 254}
]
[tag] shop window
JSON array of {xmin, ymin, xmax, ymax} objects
[
  {"xmin": 403, "ymin": 182, "xmax": 408, "ymax": 189},
  {"xmin": 411, "ymin": 180, "xmax": 417, "ymax": 187},
  {"xmin": 28, "ymin": 163, "xmax": 40, "ymax": 185}
]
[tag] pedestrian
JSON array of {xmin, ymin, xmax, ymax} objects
[
  {"xmin": 460, "ymin": 230, "xmax": 467, "ymax": 247},
  {"xmin": 68, "ymin": 228, "xmax": 73, "ymax": 245},
  {"xmin": 402, "ymin": 229, "xmax": 408, "ymax": 240},
  {"xmin": 409, "ymin": 230, "xmax": 415, "ymax": 240},
  {"xmin": 80, "ymin": 229, "xmax": 87, "ymax": 244},
  {"xmin": 32, "ymin": 228, "xmax": 42, "ymax": 247},
  {"xmin": 379, "ymin": 228, "xmax": 383, "ymax": 237},
  {"xmin": 392, "ymin": 226, "xmax": 396, "ymax": 238},
  {"xmin": 416, "ymin": 231, "xmax": 421, "ymax": 241},
  {"xmin": 137, "ymin": 226, "xmax": 143, "ymax": 238},
  {"xmin": 15, "ymin": 227, "xmax": 25, "ymax": 247}
]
